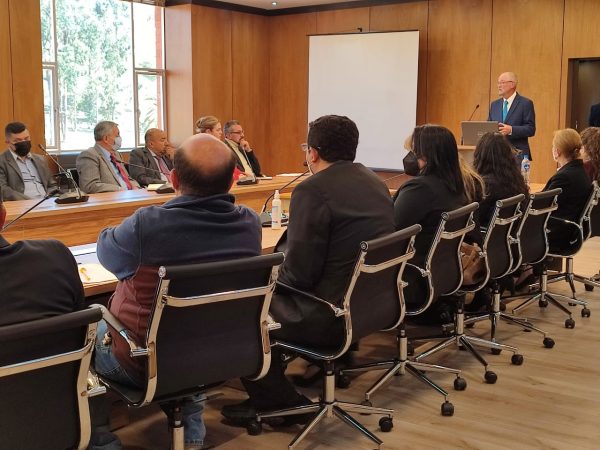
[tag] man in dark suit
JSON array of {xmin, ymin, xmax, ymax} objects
[
  {"xmin": 128, "ymin": 128, "xmax": 173, "ymax": 187},
  {"xmin": 0, "ymin": 122, "xmax": 58, "ymax": 200},
  {"xmin": 221, "ymin": 115, "xmax": 395, "ymax": 424},
  {"xmin": 589, "ymin": 102, "xmax": 600, "ymax": 127},
  {"xmin": 223, "ymin": 120, "xmax": 263, "ymax": 177},
  {"xmin": 488, "ymin": 72, "xmax": 536, "ymax": 160}
]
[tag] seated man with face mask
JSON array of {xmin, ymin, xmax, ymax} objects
[{"xmin": 0, "ymin": 121, "xmax": 58, "ymax": 201}]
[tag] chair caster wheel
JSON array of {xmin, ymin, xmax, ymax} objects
[
  {"xmin": 565, "ymin": 318, "xmax": 575, "ymax": 329},
  {"xmin": 490, "ymin": 348, "xmax": 502, "ymax": 355},
  {"xmin": 441, "ymin": 401, "xmax": 454, "ymax": 416},
  {"xmin": 379, "ymin": 417, "xmax": 393, "ymax": 432},
  {"xmin": 336, "ymin": 374, "xmax": 351, "ymax": 389},
  {"xmin": 585, "ymin": 284, "xmax": 594, "ymax": 292},
  {"xmin": 499, "ymin": 303, "xmax": 506, "ymax": 312},
  {"xmin": 581, "ymin": 308, "xmax": 591, "ymax": 318},
  {"xmin": 484, "ymin": 370, "xmax": 497, "ymax": 384},
  {"xmin": 538, "ymin": 299, "xmax": 548, "ymax": 307},
  {"xmin": 543, "ymin": 337, "xmax": 555, "ymax": 348},
  {"xmin": 511, "ymin": 354, "xmax": 524, "ymax": 365},
  {"xmin": 454, "ymin": 377, "xmax": 467, "ymax": 391},
  {"xmin": 246, "ymin": 420, "xmax": 262, "ymax": 436}
]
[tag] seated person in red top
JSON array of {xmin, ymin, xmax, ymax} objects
[{"xmin": 93, "ymin": 134, "xmax": 261, "ymax": 450}]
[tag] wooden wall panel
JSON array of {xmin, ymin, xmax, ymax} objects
[
  {"xmin": 191, "ymin": 5, "xmax": 233, "ymax": 129},
  {"xmin": 231, "ymin": 12, "xmax": 270, "ymax": 169},
  {"xmin": 0, "ymin": 0, "xmax": 13, "ymax": 131},
  {"xmin": 315, "ymin": 7, "xmax": 370, "ymax": 34},
  {"xmin": 427, "ymin": 0, "xmax": 492, "ymax": 137},
  {"xmin": 267, "ymin": 13, "xmax": 317, "ymax": 175},
  {"xmin": 165, "ymin": 4, "xmax": 194, "ymax": 145},
  {"xmin": 490, "ymin": 0, "xmax": 564, "ymax": 183},
  {"xmin": 370, "ymin": 2, "xmax": 429, "ymax": 125},
  {"xmin": 560, "ymin": 0, "xmax": 600, "ymax": 129},
  {"xmin": 8, "ymin": 0, "xmax": 44, "ymax": 153}
]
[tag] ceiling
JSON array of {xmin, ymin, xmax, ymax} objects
[{"xmin": 210, "ymin": 0, "xmax": 362, "ymax": 10}]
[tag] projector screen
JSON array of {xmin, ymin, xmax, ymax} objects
[{"xmin": 308, "ymin": 31, "xmax": 419, "ymax": 171}]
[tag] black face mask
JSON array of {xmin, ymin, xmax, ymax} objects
[
  {"xmin": 13, "ymin": 141, "xmax": 32, "ymax": 157},
  {"xmin": 403, "ymin": 151, "xmax": 420, "ymax": 176}
]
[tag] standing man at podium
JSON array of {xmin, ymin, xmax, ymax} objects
[{"xmin": 488, "ymin": 72, "xmax": 536, "ymax": 162}]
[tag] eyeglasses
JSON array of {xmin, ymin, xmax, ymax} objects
[
  {"xmin": 300, "ymin": 143, "xmax": 309, "ymax": 152},
  {"xmin": 497, "ymin": 80, "xmax": 514, "ymax": 85},
  {"xmin": 229, "ymin": 130, "xmax": 243, "ymax": 135}
]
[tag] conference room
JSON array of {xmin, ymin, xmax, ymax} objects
[{"xmin": 1, "ymin": 0, "xmax": 600, "ymax": 449}]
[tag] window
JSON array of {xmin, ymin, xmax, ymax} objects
[{"xmin": 40, "ymin": 0, "xmax": 166, "ymax": 152}]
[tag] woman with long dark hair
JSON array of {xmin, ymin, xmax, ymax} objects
[
  {"xmin": 473, "ymin": 132, "xmax": 529, "ymax": 226},
  {"xmin": 581, "ymin": 127, "xmax": 600, "ymax": 182}
]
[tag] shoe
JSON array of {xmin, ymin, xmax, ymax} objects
[
  {"xmin": 291, "ymin": 364, "xmax": 323, "ymax": 387},
  {"xmin": 515, "ymin": 273, "xmax": 538, "ymax": 293},
  {"xmin": 221, "ymin": 399, "xmax": 256, "ymax": 424}
]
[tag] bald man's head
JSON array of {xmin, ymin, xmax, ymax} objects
[{"xmin": 172, "ymin": 134, "xmax": 235, "ymax": 196}]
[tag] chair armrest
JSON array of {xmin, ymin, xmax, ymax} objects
[
  {"xmin": 547, "ymin": 216, "xmax": 580, "ymax": 230},
  {"xmin": 89, "ymin": 304, "xmax": 148, "ymax": 358},
  {"xmin": 266, "ymin": 314, "xmax": 282, "ymax": 331},
  {"xmin": 87, "ymin": 371, "xmax": 107, "ymax": 397},
  {"xmin": 275, "ymin": 281, "xmax": 345, "ymax": 317}
]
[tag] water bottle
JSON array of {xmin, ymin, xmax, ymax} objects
[
  {"xmin": 271, "ymin": 190, "xmax": 282, "ymax": 229},
  {"xmin": 521, "ymin": 156, "xmax": 531, "ymax": 185}
]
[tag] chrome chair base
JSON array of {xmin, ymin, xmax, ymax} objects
[
  {"xmin": 545, "ymin": 257, "xmax": 592, "ymax": 317},
  {"xmin": 340, "ymin": 328, "xmax": 462, "ymax": 415},
  {"xmin": 253, "ymin": 366, "xmax": 392, "ymax": 450}
]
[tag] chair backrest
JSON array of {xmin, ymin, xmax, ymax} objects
[
  {"xmin": 481, "ymin": 194, "xmax": 525, "ymax": 281},
  {"xmin": 0, "ymin": 307, "xmax": 102, "ymax": 450},
  {"xmin": 142, "ymin": 253, "xmax": 284, "ymax": 404},
  {"xmin": 579, "ymin": 180, "xmax": 600, "ymax": 240},
  {"xmin": 343, "ymin": 224, "xmax": 421, "ymax": 349},
  {"xmin": 511, "ymin": 188, "xmax": 561, "ymax": 267}
]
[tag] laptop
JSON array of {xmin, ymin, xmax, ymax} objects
[{"xmin": 461, "ymin": 121, "xmax": 499, "ymax": 146}]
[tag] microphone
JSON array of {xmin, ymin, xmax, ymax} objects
[
  {"xmin": 461, "ymin": 104, "xmax": 481, "ymax": 144},
  {"xmin": 259, "ymin": 170, "xmax": 309, "ymax": 226},
  {"xmin": 381, "ymin": 171, "xmax": 406, "ymax": 184},
  {"xmin": 467, "ymin": 104, "xmax": 480, "ymax": 122},
  {"xmin": 1, "ymin": 188, "xmax": 60, "ymax": 232},
  {"xmin": 38, "ymin": 144, "xmax": 89, "ymax": 204},
  {"xmin": 123, "ymin": 161, "xmax": 174, "ymax": 194}
]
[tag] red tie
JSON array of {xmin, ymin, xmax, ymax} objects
[
  {"xmin": 156, "ymin": 156, "xmax": 172, "ymax": 183},
  {"xmin": 110, "ymin": 153, "xmax": 133, "ymax": 190}
]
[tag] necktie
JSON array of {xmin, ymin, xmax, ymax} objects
[
  {"xmin": 502, "ymin": 100, "xmax": 509, "ymax": 122},
  {"xmin": 110, "ymin": 153, "xmax": 133, "ymax": 190},
  {"xmin": 156, "ymin": 156, "xmax": 172, "ymax": 183}
]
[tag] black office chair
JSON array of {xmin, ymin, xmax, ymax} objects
[
  {"xmin": 500, "ymin": 189, "xmax": 561, "ymax": 341},
  {"xmin": 340, "ymin": 207, "xmax": 483, "ymax": 416},
  {"xmin": 462, "ymin": 194, "xmax": 526, "ymax": 356},
  {"xmin": 94, "ymin": 253, "xmax": 284, "ymax": 450},
  {"xmin": 545, "ymin": 181, "xmax": 600, "ymax": 305},
  {"xmin": 249, "ymin": 226, "xmax": 420, "ymax": 450},
  {"xmin": 0, "ymin": 307, "xmax": 103, "ymax": 450}
]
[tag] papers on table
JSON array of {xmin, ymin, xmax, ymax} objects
[
  {"xmin": 146, "ymin": 184, "xmax": 164, "ymax": 191},
  {"xmin": 276, "ymin": 173, "xmax": 304, "ymax": 177},
  {"xmin": 78, "ymin": 263, "xmax": 117, "ymax": 286}
]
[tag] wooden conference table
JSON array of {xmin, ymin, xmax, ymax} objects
[{"xmin": 2, "ymin": 175, "xmax": 304, "ymax": 247}]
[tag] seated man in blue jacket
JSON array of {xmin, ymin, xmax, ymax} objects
[{"xmin": 93, "ymin": 134, "xmax": 262, "ymax": 450}]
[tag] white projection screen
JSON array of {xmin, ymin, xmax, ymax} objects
[{"xmin": 308, "ymin": 31, "xmax": 419, "ymax": 171}]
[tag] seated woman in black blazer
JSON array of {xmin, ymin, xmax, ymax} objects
[
  {"xmin": 394, "ymin": 124, "xmax": 481, "ymax": 318},
  {"xmin": 544, "ymin": 128, "xmax": 592, "ymax": 252},
  {"xmin": 473, "ymin": 132, "xmax": 529, "ymax": 227}
]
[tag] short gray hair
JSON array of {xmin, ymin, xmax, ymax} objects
[
  {"xmin": 223, "ymin": 120, "xmax": 240, "ymax": 136},
  {"xmin": 94, "ymin": 121, "xmax": 118, "ymax": 141}
]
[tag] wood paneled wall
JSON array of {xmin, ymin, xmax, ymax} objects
[{"xmin": 0, "ymin": 0, "xmax": 45, "ymax": 155}]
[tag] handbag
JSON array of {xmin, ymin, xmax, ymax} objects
[{"xmin": 460, "ymin": 241, "xmax": 486, "ymax": 285}]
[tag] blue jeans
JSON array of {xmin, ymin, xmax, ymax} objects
[{"xmin": 94, "ymin": 320, "xmax": 206, "ymax": 446}]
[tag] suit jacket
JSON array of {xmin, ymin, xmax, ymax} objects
[
  {"xmin": 488, "ymin": 93, "xmax": 536, "ymax": 159},
  {"xmin": 0, "ymin": 235, "xmax": 84, "ymax": 327},
  {"xmin": 225, "ymin": 139, "xmax": 262, "ymax": 176},
  {"xmin": 544, "ymin": 159, "xmax": 591, "ymax": 222},
  {"xmin": 0, "ymin": 149, "xmax": 57, "ymax": 200},
  {"xmin": 128, "ymin": 146, "xmax": 173, "ymax": 186},
  {"xmin": 76, "ymin": 145, "xmax": 140, "ymax": 193},
  {"xmin": 589, "ymin": 103, "xmax": 600, "ymax": 127}
]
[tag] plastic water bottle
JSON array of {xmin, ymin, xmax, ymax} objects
[
  {"xmin": 521, "ymin": 156, "xmax": 531, "ymax": 186},
  {"xmin": 271, "ymin": 190, "xmax": 282, "ymax": 229}
]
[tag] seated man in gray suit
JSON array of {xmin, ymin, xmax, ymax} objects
[
  {"xmin": 0, "ymin": 122, "xmax": 57, "ymax": 201},
  {"xmin": 76, "ymin": 121, "xmax": 139, "ymax": 193},
  {"xmin": 128, "ymin": 128, "xmax": 173, "ymax": 187},
  {"xmin": 488, "ymin": 72, "xmax": 536, "ymax": 161}
]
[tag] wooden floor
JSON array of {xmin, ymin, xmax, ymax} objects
[{"xmin": 114, "ymin": 239, "xmax": 600, "ymax": 450}]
